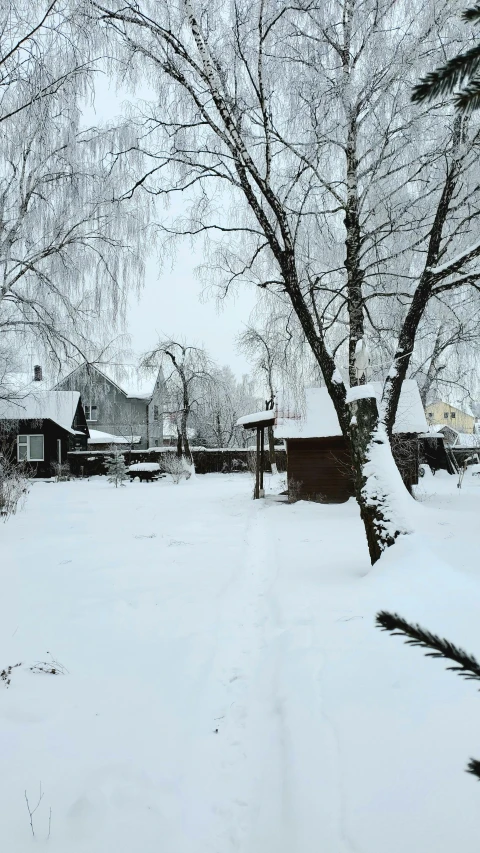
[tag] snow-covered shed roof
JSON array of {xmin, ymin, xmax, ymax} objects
[
  {"xmin": 436, "ymin": 425, "xmax": 480, "ymax": 449},
  {"xmin": 0, "ymin": 390, "xmax": 83, "ymax": 434},
  {"xmin": 88, "ymin": 429, "xmax": 141, "ymax": 445},
  {"xmin": 276, "ymin": 380, "xmax": 427, "ymax": 439},
  {"xmin": 236, "ymin": 410, "xmax": 276, "ymax": 429}
]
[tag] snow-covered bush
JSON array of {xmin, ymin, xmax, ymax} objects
[
  {"xmin": 0, "ymin": 451, "xmax": 29, "ymax": 520},
  {"xmin": 106, "ymin": 446, "xmax": 129, "ymax": 487},
  {"xmin": 51, "ymin": 462, "xmax": 70, "ymax": 482},
  {"xmin": 161, "ymin": 454, "xmax": 192, "ymax": 484}
]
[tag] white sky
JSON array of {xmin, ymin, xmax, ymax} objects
[
  {"xmin": 86, "ymin": 77, "xmax": 258, "ymax": 378},
  {"xmin": 126, "ymin": 247, "xmax": 257, "ymax": 376}
]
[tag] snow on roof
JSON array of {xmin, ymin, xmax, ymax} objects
[
  {"xmin": 236, "ymin": 409, "xmax": 276, "ymax": 427},
  {"xmin": 88, "ymin": 429, "xmax": 141, "ymax": 445},
  {"xmin": 0, "ymin": 390, "xmax": 81, "ymax": 434},
  {"xmin": 276, "ymin": 380, "xmax": 428, "ymax": 439},
  {"xmin": 92, "ymin": 364, "xmax": 157, "ymax": 399},
  {"xmin": 4, "ymin": 372, "xmax": 50, "ymax": 395},
  {"xmin": 54, "ymin": 362, "xmax": 159, "ymax": 399},
  {"xmin": 436, "ymin": 425, "xmax": 480, "ymax": 448}
]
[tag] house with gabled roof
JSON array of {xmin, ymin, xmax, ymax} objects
[
  {"xmin": 425, "ymin": 398, "xmax": 476, "ymax": 434},
  {"xmin": 52, "ymin": 362, "xmax": 165, "ymax": 449},
  {"xmin": 0, "ymin": 390, "xmax": 89, "ymax": 477}
]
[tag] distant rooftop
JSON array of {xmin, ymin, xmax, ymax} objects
[
  {"xmin": 427, "ymin": 396, "xmax": 476, "ymax": 418},
  {"xmin": 54, "ymin": 362, "xmax": 161, "ymax": 400}
]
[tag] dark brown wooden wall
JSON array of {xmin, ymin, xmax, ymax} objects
[
  {"xmin": 286, "ymin": 435, "xmax": 420, "ymax": 503},
  {"xmin": 287, "ymin": 437, "xmax": 354, "ymax": 503}
]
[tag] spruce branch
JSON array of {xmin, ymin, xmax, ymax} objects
[
  {"xmin": 463, "ymin": 4, "xmax": 480, "ymax": 22},
  {"xmin": 377, "ymin": 611, "xmax": 480, "ymax": 784},
  {"xmin": 467, "ymin": 758, "xmax": 480, "ymax": 780},
  {"xmin": 412, "ymin": 43, "xmax": 480, "ymax": 105},
  {"xmin": 412, "ymin": 3, "xmax": 480, "ymax": 110},
  {"xmin": 376, "ymin": 611, "xmax": 480, "ymax": 683}
]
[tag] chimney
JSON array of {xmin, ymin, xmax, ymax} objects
[{"xmin": 33, "ymin": 365, "xmax": 43, "ymax": 382}]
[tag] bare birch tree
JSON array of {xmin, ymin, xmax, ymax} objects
[
  {"xmin": 193, "ymin": 366, "xmax": 259, "ymax": 448},
  {"xmin": 94, "ymin": 0, "xmax": 480, "ymax": 563},
  {"xmin": 143, "ymin": 339, "xmax": 213, "ymax": 460},
  {"xmin": 0, "ymin": 1, "xmax": 150, "ymax": 396}
]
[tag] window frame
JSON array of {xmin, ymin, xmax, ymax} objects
[
  {"xmin": 84, "ymin": 404, "xmax": 98, "ymax": 422},
  {"xmin": 17, "ymin": 434, "xmax": 44, "ymax": 462}
]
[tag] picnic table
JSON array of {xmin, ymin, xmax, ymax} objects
[{"xmin": 128, "ymin": 462, "xmax": 165, "ymax": 483}]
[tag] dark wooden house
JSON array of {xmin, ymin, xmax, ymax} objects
[
  {"xmin": 0, "ymin": 391, "xmax": 89, "ymax": 477},
  {"xmin": 275, "ymin": 381, "xmax": 428, "ymax": 503}
]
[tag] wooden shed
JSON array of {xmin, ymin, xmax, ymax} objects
[
  {"xmin": 0, "ymin": 391, "xmax": 89, "ymax": 477},
  {"xmin": 275, "ymin": 381, "xmax": 428, "ymax": 503}
]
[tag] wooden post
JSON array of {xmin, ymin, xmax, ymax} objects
[
  {"xmin": 260, "ymin": 427, "xmax": 265, "ymax": 496},
  {"xmin": 255, "ymin": 427, "xmax": 260, "ymax": 499}
]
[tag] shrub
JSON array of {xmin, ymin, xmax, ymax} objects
[
  {"xmin": 0, "ymin": 447, "xmax": 29, "ymax": 520},
  {"xmin": 161, "ymin": 454, "xmax": 192, "ymax": 483}
]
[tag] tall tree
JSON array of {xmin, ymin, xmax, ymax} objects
[
  {"xmin": 95, "ymin": 0, "xmax": 480, "ymax": 563},
  {"xmin": 143, "ymin": 339, "xmax": 213, "ymax": 461},
  {"xmin": 193, "ymin": 366, "xmax": 260, "ymax": 448},
  {"xmin": 0, "ymin": 1, "xmax": 149, "ymax": 397}
]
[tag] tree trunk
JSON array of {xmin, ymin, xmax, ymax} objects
[
  {"xmin": 176, "ymin": 429, "xmax": 183, "ymax": 457},
  {"xmin": 267, "ymin": 425, "xmax": 277, "ymax": 474},
  {"xmin": 347, "ymin": 394, "xmax": 409, "ymax": 564},
  {"xmin": 283, "ymin": 258, "xmax": 407, "ymax": 565},
  {"xmin": 181, "ymin": 410, "xmax": 192, "ymax": 462}
]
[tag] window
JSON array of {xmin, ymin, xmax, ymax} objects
[
  {"xmin": 153, "ymin": 405, "xmax": 159, "ymax": 421},
  {"xmin": 84, "ymin": 404, "xmax": 98, "ymax": 422},
  {"xmin": 444, "ymin": 412, "xmax": 449, "ymax": 419},
  {"xmin": 451, "ymin": 412, "xmax": 456, "ymax": 419},
  {"xmin": 17, "ymin": 434, "xmax": 44, "ymax": 462}
]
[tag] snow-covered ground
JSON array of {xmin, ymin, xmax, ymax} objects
[{"xmin": 1, "ymin": 469, "xmax": 480, "ymax": 851}]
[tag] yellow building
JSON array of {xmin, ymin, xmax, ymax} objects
[{"xmin": 425, "ymin": 400, "xmax": 476, "ymax": 434}]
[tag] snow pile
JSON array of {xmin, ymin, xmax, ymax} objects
[
  {"xmin": 345, "ymin": 383, "xmax": 376, "ymax": 403},
  {"xmin": 362, "ymin": 423, "xmax": 414, "ymax": 543},
  {"xmin": 128, "ymin": 462, "xmax": 160, "ymax": 472},
  {"xmin": 236, "ymin": 410, "xmax": 275, "ymax": 427}
]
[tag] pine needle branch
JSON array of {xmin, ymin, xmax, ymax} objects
[
  {"xmin": 463, "ymin": 4, "xmax": 480, "ymax": 22},
  {"xmin": 454, "ymin": 74, "xmax": 480, "ymax": 112},
  {"xmin": 467, "ymin": 758, "xmax": 480, "ymax": 780},
  {"xmin": 376, "ymin": 611, "xmax": 480, "ymax": 683},
  {"xmin": 412, "ymin": 43, "xmax": 480, "ymax": 104}
]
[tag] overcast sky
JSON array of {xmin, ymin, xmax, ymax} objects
[
  {"xmin": 87, "ymin": 78, "xmax": 258, "ymax": 378},
  {"xmin": 126, "ymin": 245, "xmax": 257, "ymax": 377}
]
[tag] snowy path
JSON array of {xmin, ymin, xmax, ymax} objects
[{"xmin": 1, "ymin": 472, "xmax": 480, "ymax": 851}]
